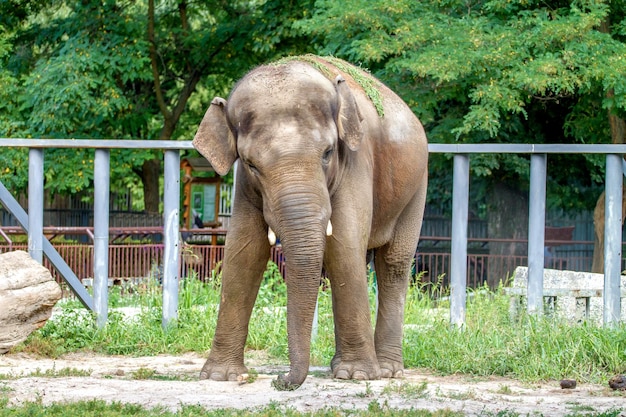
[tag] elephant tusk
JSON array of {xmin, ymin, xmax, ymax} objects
[
  {"xmin": 268, "ymin": 228, "xmax": 277, "ymax": 246},
  {"xmin": 326, "ymin": 220, "xmax": 333, "ymax": 237}
]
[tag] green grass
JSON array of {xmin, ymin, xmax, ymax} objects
[
  {"xmin": 402, "ymin": 284, "xmax": 626, "ymax": 384},
  {"xmin": 13, "ymin": 265, "xmax": 626, "ymax": 385},
  {"xmin": 0, "ymin": 398, "xmax": 471, "ymax": 417},
  {"xmin": 0, "ymin": 367, "xmax": 92, "ymax": 380},
  {"xmin": 0, "ymin": 399, "xmax": 622, "ymax": 417},
  {"xmin": 4, "ymin": 263, "xmax": 626, "ymax": 416}
]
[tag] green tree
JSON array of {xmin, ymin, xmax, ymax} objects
[
  {"xmin": 299, "ymin": 0, "xmax": 626, "ymax": 281},
  {"xmin": 1, "ymin": 1, "xmax": 157, "ymax": 201},
  {"xmin": 0, "ymin": 24, "xmax": 28, "ymax": 192},
  {"xmin": 1, "ymin": 0, "xmax": 315, "ymax": 210}
]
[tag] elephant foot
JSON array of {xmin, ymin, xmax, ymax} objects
[
  {"xmin": 199, "ymin": 359, "xmax": 247, "ymax": 382},
  {"xmin": 332, "ymin": 360, "xmax": 381, "ymax": 381},
  {"xmin": 379, "ymin": 360, "xmax": 404, "ymax": 378}
]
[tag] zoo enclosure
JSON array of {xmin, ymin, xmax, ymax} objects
[
  {"xmin": 0, "ymin": 140, "xmax": 624, "ymax": 327},
  {"xmin": 0, "ymin": 229, "xmax": 602, "ymax": 291}
]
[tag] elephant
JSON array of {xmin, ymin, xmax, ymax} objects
[{"xmin": 192, "ymin": 55, "xmax": 428, "ymax": 390}]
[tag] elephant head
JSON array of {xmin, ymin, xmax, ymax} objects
[{"xmin": 193, "ymin": 62, "xmax": 364, "ymax": 388}]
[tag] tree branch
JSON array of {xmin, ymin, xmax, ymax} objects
[
  {"xmin": 169, "ymin": 31, "xmax": 238, "ymax": 129},
  {"xmin": 148, "ymin": 0, "xmax": 171, "ymax": 120},
  {"xmin": 178, "ymin": 1, "xmax": 189, "ymax": 33},
  {"xmin": 178, "ymin": 0, "xmax": 192, "ymax": 74}
]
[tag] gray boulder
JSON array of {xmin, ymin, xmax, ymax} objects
[{"xmin": 0, "ymin": 250, "xmax": 62, "ymax": 353}]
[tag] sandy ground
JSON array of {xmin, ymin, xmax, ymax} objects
[{"xmin": 0, "ymin": 352, "xmax": 624, "ymax": 416}]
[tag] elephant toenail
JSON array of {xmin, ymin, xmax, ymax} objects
[
  {"xmin": 380, "ymin": 369, "xmax": 392, "ymax": 378},
  {"xmin": 393, "ymin": 370, "xmax": 404, "ymax": 378},
  {"xmin": 352, "ymin": 371, "xmax": 368, "ymax": 380},
  {"xmin": 335, "ymin": 369, "xmax": 350, "ymax": 380}
]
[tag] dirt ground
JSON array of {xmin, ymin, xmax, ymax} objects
[{"xmin": 0, "ymin": 352, "xmax": 624, "ymax": 416}]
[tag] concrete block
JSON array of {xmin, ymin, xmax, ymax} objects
[{"xmin": 507, "ymin": 266, "xmax": 626, "ymax": 325}]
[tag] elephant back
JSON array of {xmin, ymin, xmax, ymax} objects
[{"xmin": 271, "ymin": 54, "xmax": 385, "ymax": 118}]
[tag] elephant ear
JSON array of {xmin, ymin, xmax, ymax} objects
[
  {"xmin": 335, "ymin": 75, "xmax": 364, "ymax": 151},
  {"xmin": 192, "ymin": 97, "xmax": 237, "ymax": 176}
]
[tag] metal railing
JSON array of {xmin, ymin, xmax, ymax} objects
[{"xmin": 1, "ymin": 139, "xmax": 624, "ymax": 327}]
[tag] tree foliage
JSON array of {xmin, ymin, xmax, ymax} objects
[
  {"xmin": 0, "ymin": 0, "xmax": 314, "ymax": 206},
  {"xmin": 298, "ymin": 0, "xmax": 626, "ymax": 212},
  {"xmin": 2, "ymin": 0, "xmax": 624, "ymax": 218}
]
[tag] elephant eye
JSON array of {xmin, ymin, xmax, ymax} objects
[
  {"xmin": 248, "ymin": 164, "xmax": 259, "ymax": 175},
  {"xmin": 322, "ymin": 147, "xmax": 334, "ymax": 164},
  {"xmin": 244, "ymin": 159, "xmax": 260, "ymax": 176}
]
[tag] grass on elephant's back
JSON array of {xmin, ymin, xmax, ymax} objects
[{"xmin": 12, "ymin": 263, "xmax": 626, "ymax": 386}]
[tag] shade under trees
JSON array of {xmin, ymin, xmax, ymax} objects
[
  {"xmin": 2, "ymin": 0, "xmax": 624, "ymax": 280},
  {"xmin": 298, "ymin": 0, "xmax": 626, "ymax": 279}
]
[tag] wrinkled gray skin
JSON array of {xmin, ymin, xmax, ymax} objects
[{"xmin": 192, "ymin": 56, "xmax": 428, "ymax": 390}]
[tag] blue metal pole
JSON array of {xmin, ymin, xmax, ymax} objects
[
  {"xmin": 28, "ymin": 148, "xmax": 44, "ymax": 264},
  {"xmin": 94, "ymin": 149, "xmax": 110, "ymax": 328},
  {"xmin": 603, "ymin": 154, "xmax": 623, "ymax": 326},
  {"xmin": 527, "ymin": 154, "xmax": 547, "ymax": 315},
  {"xmin": 162, "ymin": 150, "xmax": 180, "ymax": 328},
  {"xmin": 450, "ymin": 154, "xmax": 469, "ymax": 327}
]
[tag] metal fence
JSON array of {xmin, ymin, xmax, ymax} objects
[
  {"xmin": 0, "ymin": 238, "xmax": 604, "ymax": 295},
  {"xmin": 0, "ymin": 242, "xmax": 287, "ymax": 292},
  {"xmin": 0, "ymin": 139, "xmax": 624, "ymax": 327}
]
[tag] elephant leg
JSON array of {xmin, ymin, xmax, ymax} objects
[
  {"xmin": 325, "ymin": 228, "xmax": 380, "ymax": 381},
  {"xmin": 374, "ymin": 186, "xmax": 427, "ymax": 378},
  {"xmin": 200, "ymin": 206, "xmax": 269, "ymax": 381}
]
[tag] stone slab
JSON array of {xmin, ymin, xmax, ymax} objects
[{"xmin": 507, "ymin": 266, "xmax": 626, "ymax": 324}]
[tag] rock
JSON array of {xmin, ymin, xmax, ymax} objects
[{"xmin": 0, "ymin": 250, "xmax": 62, "ymax": 353}]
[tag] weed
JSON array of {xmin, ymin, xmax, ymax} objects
[
  {"xmin": 356, "ymin": 381, "xmax": 374, "ymax": 398},
  {"xmin": 246, "ymin": 368, "xmax": 259, "ymax": 383},
  {"xmin": 565, "ymin": 403, "xmax": 596, "ymax": 412},
  {"xmin": 382, "ymin": 380, "xmax": 429, "ymax": 399},
  {"xmin": 0, "ymin": 382, "xmax": 13, "ymax": 394},
  {"xmin": 131, "ymin": 367, "xmax": 156, "ymax": 380},
  {"xmin": 445, "ymin": 388, "xmax": 477, "ymax": 401},
  {"xmin": 29, "ymin": 367, "xmax": 92, "ymax": 378},
  {"xmin": 496, "ymin": 384, "xmax": 513, "ymax": 395}
]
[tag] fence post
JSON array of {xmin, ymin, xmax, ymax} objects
[
  {"xmin": 94, "ymin": 149, "xmax": 110, "ymax": 328},
  {"xmin": 450, "ymin": 154, "xmax": 469, "ymax": 327},
  {"xmin": 603, "ymin": 154, "xmax": 623, "ymax": 326},
  {"xmin": 162, "ymin": 149, "xmax": 180, "ymax": 328},
  {"xmin": 28, "ymin": 148, "xmax": 44, "ymax": 264},
  {"xmin": 527, "ymin": 154, "xmax": 547, "ymax": 315}
]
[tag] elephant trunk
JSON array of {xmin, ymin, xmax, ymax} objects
[{"xmin": 269, "ymin": 189, "xmax": 330, "ymax": 390}]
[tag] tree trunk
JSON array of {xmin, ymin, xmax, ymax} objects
[
  {"xmin": 141, "ymin": 0, "xmax": 201, "ymax": 213},
  {"xmin": 590, "ymin": 187, "xmax": 626, "ymax": 273},
  {"xmin": 591, "ymin": 192, "xmax": 605, "ymax": 273},
  {"xmin": 590, "ymin": 94, "xmax": 625, "ymax": 273},
  {"xmin": 591, "ymin": 19, "xmax": 626, "ymax": 273},
  {"xmin": 487, "ymin": 182, "xmax": 528, "ymax": 287},
  {"xmin": 141, "ymin": 158, "xmax": 161, "ymax": 213},
  {"xmin": 141, "ymin": 0, "xmax": 238, "ymax": 212}
]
